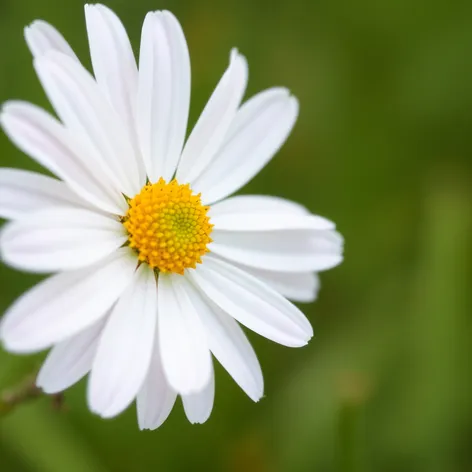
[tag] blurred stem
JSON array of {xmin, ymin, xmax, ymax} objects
[
  {"xmin": 338, "ymin": 403, "xmax": 358, "ymax": 472},
  {"xmin": 0, "ymin": 374, "xmax": 41, "ymax": 416},
  {"xmin": 0, "ymin": 373, "xmax": 63, "ymax": 417},
  {"xmin": 406, "ymin": 169, "xmax": 472, "ymax": 467},
  {"xmin": 1, "ymin": 395, "xmax": 105, "ymax": 472},
  {"xmin": 336, "ymin": 373, "xmax": 369, "ymax": 472}
]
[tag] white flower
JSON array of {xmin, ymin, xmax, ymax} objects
[{"xmin": 0, "ymin": 5, "xmax": 343, "ymax": 429}]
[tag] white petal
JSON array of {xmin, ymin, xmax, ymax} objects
[
  {"xmin": 188, "ymin": 256, "xmax": 313, "ymax": 347},
  {"xmin": 88, "ymin": 264, "xmax": 157, "ymax": 418},
  {"xmin": 24, "ymin": 20, "xmax": 78, "ymax": 59},
  {"xmin": 0, "ymin": 168, "xmax": 90, "ymax": 220},
  {"xmin": 0, "ymin": 247, "xmax": 137, "ymax": 353},
  {"xmin": 211, "ymin": 213, "xmax": 334, "ymax": 232},
  {"xmin": 36, "ymin": 317, "xmax": 106, "ymax": 394},
  {"xmin": 193, "ymin": 88, "xmax": 298, "ymax": 204},
  {"xmin": 179, "ymin": 278, "xmax": 263, "ymax": 401},
  {"xmin": 210, "ymin": 194, "xmax": 334, "ymax": 230},
  {"xmin": 208, "ymin": 193, "xmax": 343, "ymax": 275},
  {"xmin": 34, "ymin": 51, "xmax": 142, "ymax": 197},
  {"xmin": 228, "ymin": 262, "xmax": 320, "ymax": 303},
  {"xmin": 210, "ymin": 229, "xmax": 344, "ymax": 272},
  {"xmin": 157, "ymin": 273, "xmax": 212, "ymax": 395},
  {"xmin": 0, "ymin": 101, "xmax": 127, "ymax": 214},
  {"xmin": 0, "ymin": 208, "xmax": 127, "ymax": 273},
  {"xmin": 210, "ymin": 194, "xmax": 335, "ymax": 232},
  {"xmin": 182, "ymin": 363, "xmax": 215, "ymax": 424},
  {"xmin": 137, "ymin": 11, "xmax": 191, "ymax": 182},
  {"xmin": 85, "ymin": 4, "xmax": 144, "ymax": 183},
  {"xmin": 209, "ymin": 194, "xmax": 309, "ymax": 217},
  {"xmin": 176, "ymin": 49, "xmax": 248, "ymax": 184},
  {"xmin": 137, "ymin": 331, "xmax": 177, "ymax": 431},
  {"xmin": 85, "ymin": 4, "xmax": 137, "ymax": 123}
]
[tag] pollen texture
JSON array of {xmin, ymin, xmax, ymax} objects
[{"xmin": 123, "ymin": 178, "xmax": 213, "ymax": 275}]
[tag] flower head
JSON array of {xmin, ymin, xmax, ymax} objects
[{"xmin": 0, "ymin": 4, "xmax": 343, "ymax": 428}]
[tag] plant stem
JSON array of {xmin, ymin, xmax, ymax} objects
[
  {"xmin": 0, "ymin": 373, "xmax": 64, "ymax": 418},
  {"xmin": 336, "ymin": 371, "xmax": 369, "ymax": 472}
]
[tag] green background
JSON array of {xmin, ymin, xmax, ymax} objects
[{"xmin": 1, "ymin": 0, "xmax": 472, "ymax": 471}]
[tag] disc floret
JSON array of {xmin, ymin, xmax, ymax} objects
[{"xmin": 123, "ymin": 178, "xmax": 213, "ymax": 274}]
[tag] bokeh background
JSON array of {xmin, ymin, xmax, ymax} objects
[{"xmin": 1, "ymin": 0, "xmax": 472, "ymax": 470}]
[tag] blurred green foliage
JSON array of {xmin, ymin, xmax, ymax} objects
[{"xmin": 0, "ymin": 0, "xmax": 471, "ymax": 471}]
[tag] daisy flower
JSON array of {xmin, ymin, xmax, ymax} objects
[{"xmin": 0, "ymin": 4, "xmax": 343, "ymax": 428}]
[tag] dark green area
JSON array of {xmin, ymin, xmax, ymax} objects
[{"xmin": 1, "ymin": 0, "xmax": 472, "ymax": 470}]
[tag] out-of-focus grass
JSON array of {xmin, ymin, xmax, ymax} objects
[{"xmin": 0, "ymin": 0, "xmax": 471, "ymax": 471}]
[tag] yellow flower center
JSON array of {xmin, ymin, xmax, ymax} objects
[{"xmin": 123, "ymin": 178, "xmax": 213, "ymax": 275}]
